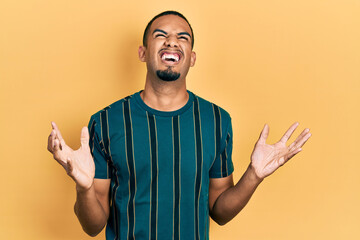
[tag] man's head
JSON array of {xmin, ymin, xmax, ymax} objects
[
  {"xmin": 138, "ymin": 11, "xmax": 196, "ymax": 82},
  {"xmin": 143, "ymin": 11, "xmax": 194, "ymax": 50}
]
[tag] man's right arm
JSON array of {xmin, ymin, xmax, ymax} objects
[
  {"xmin": 47, "ymin": 122, "xmax": 110, "ymax": 237},
  {"xmin": 74, "ymin": 179, "xmax": 110, "ymax": 237}
]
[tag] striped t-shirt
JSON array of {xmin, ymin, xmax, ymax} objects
[{"xmin": 88, "ymin": 90, "xmax": 234, "ymax": 240}]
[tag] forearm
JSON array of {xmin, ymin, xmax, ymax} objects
[
  {"xmin": 210, "ymin": 164, "xmax": 262, "ymax": 225},
  {"xmin": 74, "ymin": 184, "xmax": 108, "ymax": 237}
]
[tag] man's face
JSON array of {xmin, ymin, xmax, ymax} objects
[{"xmin": 139, "ymin": 15, "xmax": 196, "ymax": 82}]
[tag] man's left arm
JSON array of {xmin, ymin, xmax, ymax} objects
[{"xmin": 209, "ymin": 122, "xmax": 311, "ymax": 225}]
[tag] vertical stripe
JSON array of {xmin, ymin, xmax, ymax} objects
[
  {"xmin": 172, "ymin": 116, "xmax": 180, "ymax": 240},
  {"xmin": 89, "ymin": 119, "xmax": 95, "ymax": 155},
  {"xmin": 220, "ymin": 132, "xmax": 230, "ymax": 177},
  {"xmin": 222, "ymin": 133, "xmax": 231, "ymax": 176},
  {"xmin": 123, "ymin": 100, "xmax": 136, "ymax": 240},
  {"xmin": 147, "ymin": 112, "xmax": 158, "ymax": 240},
  {"xmin": 193, "ymin": 98, "xmax": 203, "ymax": 240},
  {"xmin": 100, "ymin": 108, "xmax": 120, "ymax": 240},
  {"xmin": 221, "ymin": 151, "xmax": 226, "ymax": 177},
  {"xmin": 213, "ymin": 105, "xmax": 221, "ymax": 169},
  {"xmin": 179, "ymin": 118, "xmax": 182, "ymax": 239}
]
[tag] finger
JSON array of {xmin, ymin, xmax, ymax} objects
[
  {"xmin": 47, "ymin": 130, "xmax": 54, "ymax": 151},
  {"xmin": 288, "ymin": 128, "xmax": 308, "ymax": 149},
  {"xmin": 51, "ymin": 122, "xmax": 63, "ymax": 139},
  {"xmin": 286, "ymin": 147, "xmax": 303, "ymax": 161},
  {"xmin": 257, "ymin": 124, "xmax": 269, "ymax": 144},
  {"xmin": 80, "ymin": 127, "xmax": 90, "ymax": 148},
  {"xmin": 51, "ymin": 122, "xmax": 65, "ymax": 147},
  {"xmin": 52, "ymin": 138, "xmax": 65, "ymax": 163},
  {"xmin": 280, "ymin": 122, "xmax": 299, "ymax": 143},
  {"xmin": 289, "ymin": 129, "xmax": 311, "ymax": 150},
  {"xmin": 293, "ymin": 131, "xmax": 312, "ymax": 150},
  {"xmin": 53, "ymin": 138, "xmax": 61, "ymax": 152},
  {"xmin": 47, "ymin": 129, "xmax": 56, "ymax": 153}
]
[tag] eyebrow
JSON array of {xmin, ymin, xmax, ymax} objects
[
  {"xmin": 153, "ymin": 29, "xmax": 192, "ymax": 38},
  {"xmin": 153, "ymin": 29, "xmax": 167, "ymax": 35},
  {"xmin": 178, "ymin": 32, "xmax": 191, "ymax": 38}
]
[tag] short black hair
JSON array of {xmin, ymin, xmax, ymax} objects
[{"xmin": 142, "ymin": 10, "xmax": 194, "ymax": 49}]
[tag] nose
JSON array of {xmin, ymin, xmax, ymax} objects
[{"xmin": 164, "ymin": 35, "xmax": 178, "ymax": 48}]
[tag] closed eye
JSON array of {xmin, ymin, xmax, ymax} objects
[
  {"xmin": 155, "ymin": 34, "xmax": 166, "ymax": 38},
  {"xmin": 179, "ymin": 36, "xmax": 189, "ymax": 40}
]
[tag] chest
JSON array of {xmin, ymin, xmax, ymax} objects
[{"xmin": 107, "ymin": 113, "xmax": 216, "ymax": 184}]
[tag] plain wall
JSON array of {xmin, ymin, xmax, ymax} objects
[{"xmin": 0, "ymin": 0, "xmax": 359, "ymax": 239}]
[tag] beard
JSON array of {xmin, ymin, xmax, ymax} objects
[{"xmin": 156, "ymin": 67, "xmax": 180, "ymax": 82}]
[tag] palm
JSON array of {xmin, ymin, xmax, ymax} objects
[
  {"xmin": 64, "ymin": 144, "xmax": 95, "ymax": 189},
  {"xmin": 48, "ymin": 122, "xmax": 95, "ymax": 190},
  {"xmin": 250, "ymin": 123, "xmax": 311, "ymax": 179}
]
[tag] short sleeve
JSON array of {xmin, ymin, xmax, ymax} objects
[
  {"xmin": 209, "ymin": 117, "xmax": 234, "ymax": 178},
  {"xmin": 88, "ymin": 115, "xmax": 112, "ymax": 179}
]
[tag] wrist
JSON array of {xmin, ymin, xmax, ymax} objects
[
  {"xmin": 76, "ymin": 180, "xmax": 94, "ymax": 194},
  {"xmin": 246, "ymin": 164, "xmax": 264, "ymax": 184}
]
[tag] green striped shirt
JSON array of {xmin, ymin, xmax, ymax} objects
[{"xmin": 88, "ymin": 90, "xmax": 234, "ymax": 240}]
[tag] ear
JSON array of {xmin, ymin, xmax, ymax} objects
[
  {"xmin": 190, "ymin": 51, "xmax": 196, "ymax": 67},
  {"xmin": 138, "ymin": 46, "xmax": 146, "ymax": 62}
]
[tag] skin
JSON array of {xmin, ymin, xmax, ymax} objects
[{"xmin": 47, "ymin": 14, "xmax": 312, "ymax": 236}]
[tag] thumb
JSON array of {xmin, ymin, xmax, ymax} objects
[
  {"xmin": 80, "ymin": 127, "xmax": 90, "ymax": 148},
  {"xmin": 258, "ymin": 124, "xmax": 269, "ymax": 144}
]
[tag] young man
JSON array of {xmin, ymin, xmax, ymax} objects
[{"xmin": 47, "ymin": 11, "xmax": 311, "ymax": 240}]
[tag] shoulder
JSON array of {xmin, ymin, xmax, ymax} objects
[
  {"xmin": 89, "ymin": 92, "xmax": 136, "ymax": 122},
  {"xmin": 191, "ymin": 92, "xmax": 231, "ymax": 123}
]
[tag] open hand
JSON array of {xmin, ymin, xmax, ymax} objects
[
  {"xmin": 250, "ymin": 122, "xmax": 311, "ymax": 179},
  {"xmin": 47, "ymin": 122, "xmax": 95, "ymax": 191}
]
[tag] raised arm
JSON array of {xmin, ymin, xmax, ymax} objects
[
  {"xmin": 209, "ymin": 122, "xmax": 311, "ymax": 225},
  {"xmin": 47, "ymin": 122, "xmax": 110, "ymax": 236}
]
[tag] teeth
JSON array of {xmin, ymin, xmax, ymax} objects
[{"xmin": 162, "ymin": 53, "xmax": 179, "ymax": 62}]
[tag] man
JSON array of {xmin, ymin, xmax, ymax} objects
[{"xmin": 47, "ymin": 11, "xmax": 311, "ymax": 240}]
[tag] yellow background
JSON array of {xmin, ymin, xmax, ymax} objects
[{"xmin": 1, "ymin": 0, "xmax": 359, "ymax": 239}]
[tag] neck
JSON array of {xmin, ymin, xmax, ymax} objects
[{"xmin": 141, "ymin": 73, "xmax": 189, "ymax": 112}]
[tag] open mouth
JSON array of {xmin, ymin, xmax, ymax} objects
[{"xmin": 160, "ymin": 51, "xmax": 181, "ymax": 63}]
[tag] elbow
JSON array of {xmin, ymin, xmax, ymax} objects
[
  {"xmin": 210, "ymin": 212, "xmax": 230, "ymax": 226},
  {"xmin": 83, "ymin": 226, "xmax": 103, "ymax": 237},
  {"xmin": 214, "ymin": 218, "xmax": 229, "ymax": 226},
  {"xmin": 88, "ymin": 232, "xmax": 100, "ymax": 238},
  {"xmin": 218, "ymin": 221, "xmax": 228, "ymax": 226},
  {"xmin": 74, "ymin": 204, "xmax": 105, "ymax": 237},
  {"xmin": 75, "ymin": 210, "xmax": 104, "ymax": 237}
]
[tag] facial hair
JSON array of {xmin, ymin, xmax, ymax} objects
[{"xmin": 156, "ymin": 67, "xmax": 180, "ymax": 82}]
